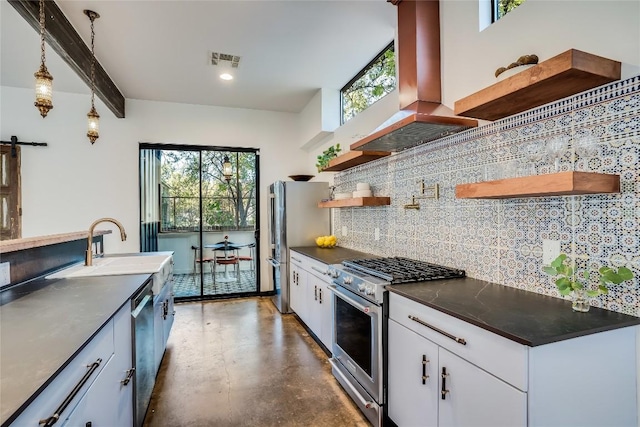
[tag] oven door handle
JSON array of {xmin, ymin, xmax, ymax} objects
[{"xmin": 327, "ymin": 284, "xmax": 371, "ymax": 314}]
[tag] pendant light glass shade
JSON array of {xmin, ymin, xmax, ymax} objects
[
  {"xmin": 222, "ymin": 155, "xmax": 233, "ymax": 182},
  {"xmin": 87, "ymin": 106, "xmax": 100, "ymax": 144},
  {"xmin": 34, "ymin": 64, "xmax": 53, "ymax": 118},
  {"xmin": 34, "ymin": 0, "xmax": 53, "ymax": 118}
]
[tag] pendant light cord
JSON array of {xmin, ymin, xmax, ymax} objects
[
  {"xmin": 89, "ymin": 14, "xmax": 96, "ymax": 110},
  {"xmin": 39, "ymin": 0, "xmax": 46, "ymax": 66}
]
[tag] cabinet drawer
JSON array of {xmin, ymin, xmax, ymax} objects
[
  {"xmin": 10, "ymin": 320, "xmax": 115, "ymax": 426},
  {"xmin": 389, "ymin": 293, "xmax": 528, "ymax": 391},
  {"xmin": 290, "ymin": 251, "xmax": 331, "ymax": 281}
]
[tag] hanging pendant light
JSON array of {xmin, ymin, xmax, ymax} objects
[
  {"xmin": 222, "ymin": 155, "xmax": 233, "ymax": 182},
  {"xmin": 84, "ymin": 9, "xmax": 100, "ymax": 144},
  {"xmin": 34, "ymin": 0, "xmax": 53, "ymax": 118}
]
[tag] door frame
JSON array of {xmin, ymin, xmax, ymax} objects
[{"xmin": 138, "ymin": 142, "xmax": 261, "ymax": 301}]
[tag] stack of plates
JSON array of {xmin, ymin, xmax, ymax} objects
[{"xmin": 353, "ymin": 183, "xmax": 372, "ymax": 198}]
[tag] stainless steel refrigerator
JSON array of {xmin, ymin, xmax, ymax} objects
[{"xmin": 268, "ymin": 181, "xmax": 330, "ymax": 313}]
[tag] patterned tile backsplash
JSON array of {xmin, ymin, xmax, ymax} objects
[{"xmin": 333, "ymin": 75, "xmax": 640, "ymax": 317}]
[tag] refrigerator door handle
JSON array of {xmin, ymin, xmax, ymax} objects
[{"xmin": 267, "ymin": 257, "xmax": 280, "ymax": 268}]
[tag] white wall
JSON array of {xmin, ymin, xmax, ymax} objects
[
  {"xmin": 441, "ymin": 0, "xmax": 640, "ymax": 108},
  {"xmin": 0, "ymin": 86, "xmax": 304, "ymax": 291}
]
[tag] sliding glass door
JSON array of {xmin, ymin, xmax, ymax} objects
[{"xmin": 140, "ymin": 144, "xmax": 259, "ymax": 300}]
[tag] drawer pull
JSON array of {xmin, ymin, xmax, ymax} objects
[
  {"xmin": 291, "ymin": 256, "xmax": 302, "ymax": 263},
  {"xmin": 39, "ymin": 358, "xmax": 103, "ymax": 426},
  {"xmin": 421, "ymin": 355, "xmax": 429, "ymax": 384},
  {"xmin": 311, "ymin": 266, "xmax": 327, "ymax": 275},
  {"xmin": 441, "ymin": 367, "xmax": 450, "ymax": 399},
  {"xmin": 121, "ymin": 367, "xmax": 136, "ymax": 386},
  {"xmin": 408, "ymin": 315, "xmax": 467, "ymax": 346}
]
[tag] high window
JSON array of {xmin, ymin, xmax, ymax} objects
[
  {"xmin": 493, "ymin": 0, "xmax": 526, "ymax": 22},
  {"xmin": 341, "ymin": 42, "xmax": 396, "ymax": 124}
]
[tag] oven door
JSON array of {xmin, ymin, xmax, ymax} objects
[{"xmin": 328, "ymin": 283, "xmax": 382, "ymax": 404}]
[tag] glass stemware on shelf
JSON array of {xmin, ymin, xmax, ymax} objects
[
  {"xmin": 524, "ymin": 139, "xmax": 544, "ymax": 175},
  {"xmin": 547, "ymin": 135, "xmax": 569, "ymax": 172},
  {"xmin": 574, "ymin": 134, "xmax": 599, "ymax": 171}
]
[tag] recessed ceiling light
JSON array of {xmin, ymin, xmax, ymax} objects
[{"xmin": 211, "ymin": 51, "xmax": 240, "ymax": 82}]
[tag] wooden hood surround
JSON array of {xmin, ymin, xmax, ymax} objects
[{"xmin": 350, "ymin": 0, "xmax": 477, "ymax": 152}]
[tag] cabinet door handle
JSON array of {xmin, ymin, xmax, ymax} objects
[
  {"xmin": 311, "ymin": 266, "xmax": 327, "ymax": 275},
  {"xmin": 422, "ymin": 355, "xmax": 429, "ymax": 384},
  {"xmin": 319, "ymin": 288, "xmax": 322, "ymax": 304},
  {"xmin": 121, "ymin": 367, "xmax": 136, "ymax": 386},
  {"xmin": 314, "ymin": 285, "xmax": 318, "ymax": 301},
  {"xmin": 441, "ymin": 367, "xmax": 450, "ymax": 399},
  {"xmin": 39, "ymin": 358, "xmax": 102, "ymax": 426},
  {"xmin": 408, "ymin": 315, "xmax": 467, "ymax": 346}
]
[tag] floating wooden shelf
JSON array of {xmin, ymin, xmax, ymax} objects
[
  {"xmin": 318, "ymin": 197, "xmax": 391, "ymax": 208},
  {"xmin": 322, "ymin": 150, "xmax": 391, "ymax": 172},
  {"xmin": 455, "ymin": 172, "xmax": 620, "ymax": 199},
  {"xmin": 454, "ymin": 49, "xmax": 621, "ymax": 121}
]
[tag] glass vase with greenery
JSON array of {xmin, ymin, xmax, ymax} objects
[{"xmin": 543, "ymin": 253, "xmax": 634, "ymax": 312}]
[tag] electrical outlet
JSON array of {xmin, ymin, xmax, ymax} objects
[
  {"xmin": 0, "ymin": 262, "xmax": 10, "ymax": 287},
  {"xmin": 374, "ymin": 227, "xmax": 380, "ymax": 241},
  {"xmin": 542, "ymin": 240, "xmax": 561, "ymax": 266},
  {"xmin": 342, "ymin": 226, "xmax": 348, "ymax": 237}
]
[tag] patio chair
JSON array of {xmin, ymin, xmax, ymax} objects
[
  {"xmin": 191, "ymin": 245, "xmax": 214, "ymax": 276},
  {"xmin": 238, "ymin": 242, "xmax": 255, "ymax": 274}
]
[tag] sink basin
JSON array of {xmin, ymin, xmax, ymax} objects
[{"xmin": 47, "ymin": 255, "xmax": 173, "ymax": 289}]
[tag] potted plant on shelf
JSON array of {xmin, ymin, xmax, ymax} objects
[
  {"xmin": 543, "ymin": 253, "xmax": 634, "ymax": 312},
  {"xmin": 315, "ymin": 144, "xmax": 341, "ymax": 172}
]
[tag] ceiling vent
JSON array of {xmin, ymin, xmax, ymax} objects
[{"xmin": 211, "ymin": 52, "xmax": 241, "ymax": 68}]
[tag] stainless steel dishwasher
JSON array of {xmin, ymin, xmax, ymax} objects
[{"xmin": 131, "ymin": 279, "xmax": 154, "ymax": 427}]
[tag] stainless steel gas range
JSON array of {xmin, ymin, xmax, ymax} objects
[{"xmin": 327, "ymin": 257, "xmax": 465, "ymax": 427}]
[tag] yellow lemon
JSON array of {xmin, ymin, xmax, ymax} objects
[{"xmin": 315, "ymin": 236, "xmax": 323, "ymax": 246}]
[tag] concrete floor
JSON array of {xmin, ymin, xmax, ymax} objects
[{"xmin": 143, "ymin": 297, "xmax": 370, "ymax": 427}]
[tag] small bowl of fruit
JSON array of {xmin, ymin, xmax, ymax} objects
[{"xmin": 315, "ymin": 235, "xmax": 337, "ymax": 248}]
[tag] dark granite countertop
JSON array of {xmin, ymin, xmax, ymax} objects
[
  {"xmin": 387, "ymin": 278, "xmax": 640, "ymax": 347},
  {"xmin": 0, "ymin": 274, "xmax": 151, "ymax": 426},
  {"xmin": 290, "ymin": 246, "xmax": 378, "ymax": 265}
]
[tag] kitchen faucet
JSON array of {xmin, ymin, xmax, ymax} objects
[{"xmin": 86, "ymin": 217, "xmax": 127, "ymax": 266}]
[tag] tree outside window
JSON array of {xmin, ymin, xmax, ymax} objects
[
  {"xmin": 160, "ymin": 151, "xmax": 256, "ymax": 232},
  {"xmin": 495, "ymin": 0, "xmax": 526, "ymax": 21}
]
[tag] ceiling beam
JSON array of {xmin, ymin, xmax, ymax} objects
[{"xmin": 8, "ymin": 0, "xmax": 125, "ymax": 118}]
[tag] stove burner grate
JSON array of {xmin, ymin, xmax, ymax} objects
[{"xmin": 342, "ymin": 257, "xmax": 465, "ymax": 284}]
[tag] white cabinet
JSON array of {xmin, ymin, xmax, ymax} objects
[
  {"xmin": 163, "ymin": 280, "xmax": 175, "ymax": 346},
  {"xmin": 438, "ymin": 348, "xmax": 526, "ymax": 427},
  {"xmin": 306, "ymin": 272, "xmax": 332, "ymax": 350},
  {"xmin": 289, "ymin": 260, "xmax": 307, "ymax": 323},
  {"xmin": 12, "ymin": 304, "xmax": 133, "ymax": 427},
  {"xmin": 153, "ymin": 277, "xmax": 175, "ymax": 374},
  {"xmin": 388, "ymin": 292, "xmax": 638, "ymax": 427},
  {"xmin": 62, "ymin": 305, "xmax": 134, "ymax": 427},
  {"xmin": 388, "ymin": 319, "xmax": 439, "ymax": 427},
  {"xmin": 289, "ymin": 250, "xmax": 333, "ymax": 352}
]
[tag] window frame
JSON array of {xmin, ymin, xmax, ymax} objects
[{"xmin": 340, "ymin": 41, "xmax": 396, "ymax": 125}]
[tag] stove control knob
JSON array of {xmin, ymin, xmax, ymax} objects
[
  {"xmin": 343, "ymin": 276, "xmax": 353, "ymax": 285},
  {"xmin": 331, "ymin": 270, "xmax": 340, "ymax": 278},
  {"xmin": 366, "ymin": 286, "xmax": 376, "ymax": 296},
  {"xmin": 357, "ymin": 284, "xmax": 366, "ymax": 293}
]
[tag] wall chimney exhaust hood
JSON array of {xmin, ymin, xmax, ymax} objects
[{"xmin": 350, "ymin": 0, "xmax": 477, "ymax": 153}]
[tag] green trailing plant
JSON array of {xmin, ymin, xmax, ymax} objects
[
  {"xmin": 316, "ymin": 144, "xmax": 341, "ymax": 172},
  {"xmin": 543, "ymin": 253, "xmax": 634, "ymax": 297}
]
